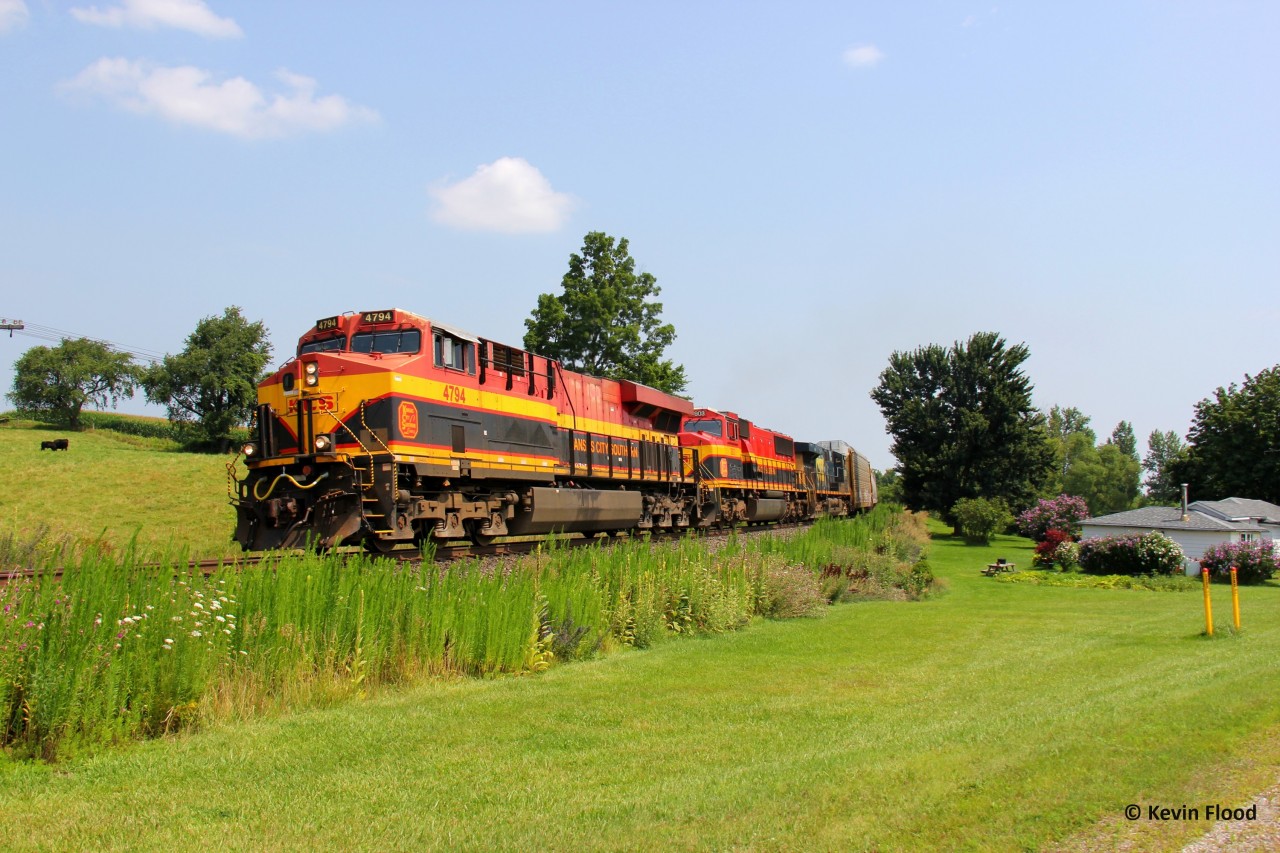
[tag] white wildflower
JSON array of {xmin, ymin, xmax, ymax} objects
[{"xmin": 191, "ymin": 630, "xmax": 202, "ymax": 638}]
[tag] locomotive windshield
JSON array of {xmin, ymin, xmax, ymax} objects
[
  {"xmin": 351, "ymin": 328, "xmax": 422, "ymax": 354},
  {"xmin": 683, "ymin": 418, "xmax": 723, "ymax": 437},
  {"xmin": 299, "ymin": 334, "xmax": 346, "ymax": 355}
]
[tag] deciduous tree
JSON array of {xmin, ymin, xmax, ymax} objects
[
  {"xmin": 524, "ymin": 231, "xmax": 687, "ymax": 394},
  {"xmin": 7, "ymin": 338, "xmax": 138, "ymax": 428},
  {"xmin": 142, "ymin": 306, "xmax": 272, "ymax": 448},
  {"xmin": 870, "ymin": 332, "xmax": 1052, "ymax": 521},
  {"xmin": 1170, "ymin": 367, "xmax": 1280, "ymax": 503},
  {"xmin": 1142, "ymin": 429, "xmax": 1186, "ymax": 504}
]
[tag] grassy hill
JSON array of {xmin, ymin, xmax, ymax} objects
[
  {"xmin": 0, "ymin": 418, "xmax": 242, "ymax": 560},
  {"xmin": 1, "ymin": 524, "xmax": 1276, "ymax": 850}
]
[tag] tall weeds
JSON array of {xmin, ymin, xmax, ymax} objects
[{"xmin": 0, "ymin": 507, "xmax": 928, "ymax": 760}]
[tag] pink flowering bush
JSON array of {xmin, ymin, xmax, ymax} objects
[
  {"xmin": 1198, "ymin": 540, "xmax": 1278, "ymax": 584},
  {"xmin": 1077, "ymin": 532, "xmax": 1184, "ymax": 576},
  {"xmin": 1016, "ymin": 495, "xmax": 1091, "ymax": 542}
]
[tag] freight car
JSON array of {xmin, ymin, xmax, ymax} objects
[{"xmin": 232, "ymin": 308, "xmax": 876, "ymax": 551}]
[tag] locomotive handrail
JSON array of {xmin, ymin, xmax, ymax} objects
[{"xmin": 358, "ymin": 400, "xmax": 397, "ymax": 503}]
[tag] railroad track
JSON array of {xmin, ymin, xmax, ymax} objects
[{"xmin": 0, "ymin": 520, "xmax": 813, "ymax": 588}]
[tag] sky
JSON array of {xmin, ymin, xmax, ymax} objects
[{"xmin": 1, "ymin": 1, "xmax": 1277, "ymax": 471}]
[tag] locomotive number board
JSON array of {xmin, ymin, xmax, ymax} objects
[
  {"xmin": 315, "ymin": 316, "xmax": 340, "ymax": 332},
  {"xmin": 360, "ymin": 310, "xmax": 396, "ymax": 324}
]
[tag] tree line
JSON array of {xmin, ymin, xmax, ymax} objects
[
  {"xmin": 7, "ymin": 307, "xmax": 271, "ymax": 449},
  {"xmin": 871, "ymin": 332, "xmax": 1280, "ymax": 523}
]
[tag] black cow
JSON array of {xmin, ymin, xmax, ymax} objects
[{"xmin": 40, "ymin": 438, "xmax": 70, "ymax": 451}]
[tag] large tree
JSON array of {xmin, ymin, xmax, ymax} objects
[
  {"xmin": 1169, "ymin": 367, "xmax": 1280, "ymax": 503},
  {"xmin": 524, "ymin": 231, "xmax": 687, "ymax": 394},
  {"xmin": 1039, "ymin": 410, "xmax": 1139, "ymax": 514},
  {"xmin": 1041, "ymin": 405, "xmax": 1096, "ymax": 497},
  {"xmin": 142, "ymin": 306, "xmax": 272, "ymax": 448},
  {"xmin": 7, "ymin": 338, "xmax": 139, "ymax": 428},
  {"xmin": 1142, "ymin": 429, "xmax": 1186, "ymax": 504},
  {"xmin": 870, "ymin": 332, "xmax": 1052, "ymax": 521}
]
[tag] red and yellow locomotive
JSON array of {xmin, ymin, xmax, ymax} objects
[{"xmin": 232, "ymin": 308, "xmax": 876, "ymax": 551}]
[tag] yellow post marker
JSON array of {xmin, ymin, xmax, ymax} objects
[
  {"xmin": 1202, "ymin": 566, "xmax": 1214, "ymax": 636},
  {"xmin": 1231, "ymin": 565, "xmax": 1241, "ymax": 630}
]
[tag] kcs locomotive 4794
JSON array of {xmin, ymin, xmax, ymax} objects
[{"xmin": 232, "ymin": 308, "xmax": 875, "ymax": 551}]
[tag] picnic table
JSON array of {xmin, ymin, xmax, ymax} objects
[{"xmin": 982, "ymin": 561, "xmax": 1016, "ymax": 576}]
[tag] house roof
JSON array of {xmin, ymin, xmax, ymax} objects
[
  {"xmin": 1190, "ymin": 498, "xmax": 1280, "ymax": 525},
  {"xmin": 1081, "ymin": 505, "xmax": 1263, "ymax": 533}
]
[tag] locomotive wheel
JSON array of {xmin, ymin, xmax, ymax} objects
[
  {"xmin": 468, "ymin": 521, "xmax": 497, "ymax": 547},
  {"xmin": 363, "ymin": 535, "xmax": 398, "ymax": 555}
]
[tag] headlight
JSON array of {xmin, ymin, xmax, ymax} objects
[
  {"xmin": 314, "ymin": 434, "xmax": 333, "ymax": 453},
  {"xmin": 242, "ymin": 442, "xmax": 259, "ymax": 458},
  {"xmin": 305, "ymin": 362, "xmax": 318, "ymax": 375},
  {"xmin": 305, "ymin": 374, "xmax": 319, "ymax": 387}
]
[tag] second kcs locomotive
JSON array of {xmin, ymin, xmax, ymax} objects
[{"xmin": 232, "ymin": 308, "xmax": 875, "ymax": 551}]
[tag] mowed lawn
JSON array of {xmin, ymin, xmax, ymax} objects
[
  {"xmin": 2, "ymin": 526, "xmax": 1277, "ymax": 851},
  {"xmin": 0, "ymin": 424, "xmax": 242, "ymax": 559}
]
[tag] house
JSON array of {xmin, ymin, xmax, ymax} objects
[
  {"xmin": 1190, "ymin": 498, "xmax": 1280, "ymax": 545},
  {"xmin": 1079, "ymin": 498, "xmax": 1279, "ymax": 575}
]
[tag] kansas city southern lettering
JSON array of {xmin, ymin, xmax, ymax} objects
[{"xmin": 573, "ymin": 437, "xmax": 641, "ymax": 458}]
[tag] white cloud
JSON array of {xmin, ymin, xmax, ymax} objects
[
  {"xmin": 429, "ymin": 158, "xmax": 574, "ymax": 234},
  {"xmin": 0, "ymin": 0, "xmax": 29, "ymax": 34},
  {"xmin": 64, "ymin": 58, "xmax": 379, "ymax": 138},
  {"xmin": 71, "ymin": 0, "xmax": 242, "ymax": 38},
  {"xmin": 842, "ymin": 43, "xmax": 885, "ymax": 68}
]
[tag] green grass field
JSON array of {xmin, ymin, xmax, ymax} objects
[
  {"xmin": 0, "ymin": 420, "xmax": 242, "ymax": 559},
  {"xmin": 2, "ymin": 523, "xmax": 1276, "ymax": 851}
]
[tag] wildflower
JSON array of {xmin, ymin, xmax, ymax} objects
[
  {"xmin": 223, "ymin": 629, "xmax": 232, "ymax": 635},
  {"xmin": 146, "ymin": 604, "xmax": 154, "ymax": 610},
  {"xmin": 191, "ymin": 630, "xmax": 202, "ymax": 638},
  {"xmin": 172, "ymin": 616, "xmax": 183, "ymax": 622},
  {"xmin": 164, "ymin": 638, "xmax": 174, "ymax": 645},
  {"xmin": 239, "ymin": 650, "xmax": 248, "ymax": 655},
  {"xmin": 193, "ymin": 602, "xmax": 204, "ymax": 610},
  {"xmin": 210, "ymin": 600, "xmax": 222, "ymax": 611},
  {"xmin": 215, "ymin": 615, "xmax": 226, "ymax": 623}
]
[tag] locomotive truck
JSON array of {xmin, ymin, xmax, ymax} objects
[{"xmin": 232, "ymin": 308, "xmax": 875, "ymax": 551}]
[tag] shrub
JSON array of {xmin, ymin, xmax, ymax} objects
[
  {"xmin": 1054, "ymin": 540, "xmax": 1081, "ymax": 571},
  {"xmin": 1077, "ymin": 532, "xmax": 1184, "ymax": 576},
  {"xmin": 951, "ymin": 497, "xmax": 1013, "ymax": 545},
  {"xmin": 1016, "ymin": 495, "xmax": 1090, "ymax": 542},
  {"xmin": 1198, "ymin": 540, "xmax": 1279, "ymax": 585},
  {"xmin": 1033, "ymin": 529, "xmax": 1074, "ymax": 569}
]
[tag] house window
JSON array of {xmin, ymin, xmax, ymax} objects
[{"xmin": 1240, "ymin": 533, "xmax": 1256, "ymax": 542}]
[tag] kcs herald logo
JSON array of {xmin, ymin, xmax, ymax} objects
[{"xmin": 398, "ymin": 401, "xmax": 419, "ymax": 440}]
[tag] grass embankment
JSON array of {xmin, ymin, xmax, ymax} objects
[
  {"xmin": 0, "ymin": 421, "xmax": 241, "ymax": 559},
  {"xmin": 2, "ymin": 522, "xmax": 1277, "ymax": 851}
]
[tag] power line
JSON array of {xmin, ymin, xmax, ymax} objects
[{"xmin": 1, "ymin": 318, "xmax": 169, "ymax": 364}]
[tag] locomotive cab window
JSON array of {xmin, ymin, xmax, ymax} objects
[
  {"xmin": 434, "ymin": 332, "xmax": 476, "ymax": 375},
  {"xmin": 299, "ymin": 334, "xmax": 346, "ymax": 355},
  {"xmin": 351, "ymin": 328, "xmax": 421, "ymax": 355},
  {"xmin": 684, "ymin": 418, "xmax": 723, "ymax": 438}
]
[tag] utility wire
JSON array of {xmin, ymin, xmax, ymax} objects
[{"xmin": 5, "ymin": 320, "xmax": 169, "ymax": 364}]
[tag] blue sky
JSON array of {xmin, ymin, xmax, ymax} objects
[{"xmin": 1, "ymin": 1, "xmax": 1277, "ymax": 470}]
